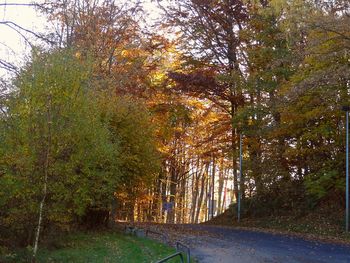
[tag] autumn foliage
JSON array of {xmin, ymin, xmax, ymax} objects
[{"xmin": 0, "ymin": 0, "xmax": 349, "ymax": 255}]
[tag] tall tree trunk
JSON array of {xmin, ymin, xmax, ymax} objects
[
  {"xmin": 221, "ymin": 170, "xmax": 228, "ymax": 212},
  {"xmin": 211, "ymin": 156, "xmax": 216, "ymax": 219},
  {"xmin": 160, "ymin": 162, "xmax": 168, "ymax": 223},
  {"xmin": 184, "ymin": 176, "xmax": 189, "ymax": 223},
  {"xmin": 109, "ymin": 196, "xmax": 117, "ymax": 227},
  {"xmin": 167, "ymin": 157, "xmax": 177, "ymax": 223},
  {"xmin": 217, "ymin": 158, "xmax": 224, "ymax": 214},
  {"xmin": 195, "ymin": 164, "xmax": 208, "ymax": 223},
  {"xmin": 205, "ymin": 168, "xmax": 210, "ymax": 222},
  {"xmin": 231, "ymin": 101, "xmax": 239, "ymax": 202},
  {"xmin": 32, "ymin": 95, "xmax": 52, "ymax": 262},
  {"xmin": 191, "ymin": 159, "xmax": 201, "ymax": 223}
]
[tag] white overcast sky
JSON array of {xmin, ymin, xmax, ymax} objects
[
  {"xmin": 0, "ymin": 0, "xmax": 46, "ymax": 77},
  {"xmin": 0, "ymin": 0, "xmax": 161, "ymax": 78}
]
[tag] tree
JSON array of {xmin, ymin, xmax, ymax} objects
[
  {"xmin": 233, "ymin": 0, "xmax": 298, "ymax": 204},
  {"xmin": 161, "ymin": 0, "xmax": 249, "ymax": 202},
  {"xmin": 278, "ymin": 3, "xmax": 350, "ymax": 204},
  {"xmin": 0, "ymin": 49, "xmax": 119, "ymax": 250}
]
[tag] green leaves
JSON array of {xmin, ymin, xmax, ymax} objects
[
  {"xmin": 101, "ymin": 94, "xmax": 160, "ymax": 195},
  {"xmin": 0, "ymin": 46, "xmax": 162, "ymax": 245}
]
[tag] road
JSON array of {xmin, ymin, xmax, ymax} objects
[{"xmin": 153, "ymin": 224, "xmax": 350, "ymax": 263}]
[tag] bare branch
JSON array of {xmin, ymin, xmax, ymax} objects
[
  {"xmin": 0, "ymin": 59, "xmax": 18, "ymax": 74},
  {"xmin": 0, "ymin": 3, "xmax": 38, "ymax": 7},
  {"xmin": 0, "ymin": 20, "xmax": 56, "ymax": 45}
]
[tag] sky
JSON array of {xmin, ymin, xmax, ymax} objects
[
  {"xmin": 0, "ymin": 0, "xmax": 47, "ymax": 77},
  {"xmin": 0, "ymin": 0, "xmax": 161, "ymax": 79}
]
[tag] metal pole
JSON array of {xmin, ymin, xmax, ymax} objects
[
  {"xmin": 346, "ymin": 111, "xmax": 349, "ymax": 232},
  {"xmin": 238, "ymin": 133, "xmax": 242, "ymax": 222},
  {"xmin": 212, "ymin": 155, "xmax": 215, "ymax": 219}
]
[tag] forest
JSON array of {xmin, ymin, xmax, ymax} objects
[{"xmin": 0, "ymin": 0, "xmax": 349, "ymax": 259}]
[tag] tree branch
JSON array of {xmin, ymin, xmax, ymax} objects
[
  {"xmin": 0, "ymin": 20, "xmax": 56, "ymax": 45},
  {"xmin": 0, "ymin": 59, "xmax": 18, "ymax": 74}
]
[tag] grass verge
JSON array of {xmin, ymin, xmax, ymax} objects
[{"xmin": 0, "ymin": 230, "xmax": 189, "ymax": 263}]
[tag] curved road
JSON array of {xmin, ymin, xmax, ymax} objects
[{"xmin": 158, "ymin": 224, "xmax": 350, "ymax": 263}]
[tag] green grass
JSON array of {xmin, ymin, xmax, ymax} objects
[{"xmin": 1, "ymin": 231, "xmax": 190, "ymax": 263}]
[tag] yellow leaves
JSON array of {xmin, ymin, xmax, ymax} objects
[
  {"xmin": 116, "ymin": 191, "xmax": 128, "ymax": 200},
  {"xmin": 136, "ymin": 193, "xmax": 154, "ymax": 204},
  {"xmin": 186, "ymin": 99, "xmax": 207, "ymax": 110},
  {"xmin": 120, "ymin": 48, "xmax": 143, "ymax": 59},
  {"xmin": 121, "ymin": 49, "xmax": 129, "ymax": 57},
  {"xmin": 75, "ymin": 51, "xmax": 81, "ymax": 59},
  {"xmin": 150, "ymin": 72, "xmax": 166, "ymax": 85},
  {"xmin": 159, "ymin": 144, "xmax": 171, "ymax": 154}
]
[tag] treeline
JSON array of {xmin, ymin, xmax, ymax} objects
[
  {"xmin": 157, "ymin": 0, "xmax": 350, "ymax": 222},
  {"xmin": 0, "ymin": 0, "xmax": 349, "ymax": 253}
]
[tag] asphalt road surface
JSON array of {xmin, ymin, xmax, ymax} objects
[{"xmin": 162, "ymin": 224, "xmax": 350, "ymax": 263}]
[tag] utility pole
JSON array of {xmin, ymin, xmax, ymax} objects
[
  {"xmin": 343, "ymin": 106, "xmax": 350, "ymax": 232},
  {"xmin": 347, "ymin": 109, "xmax": 349, "ymax": 232}
]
